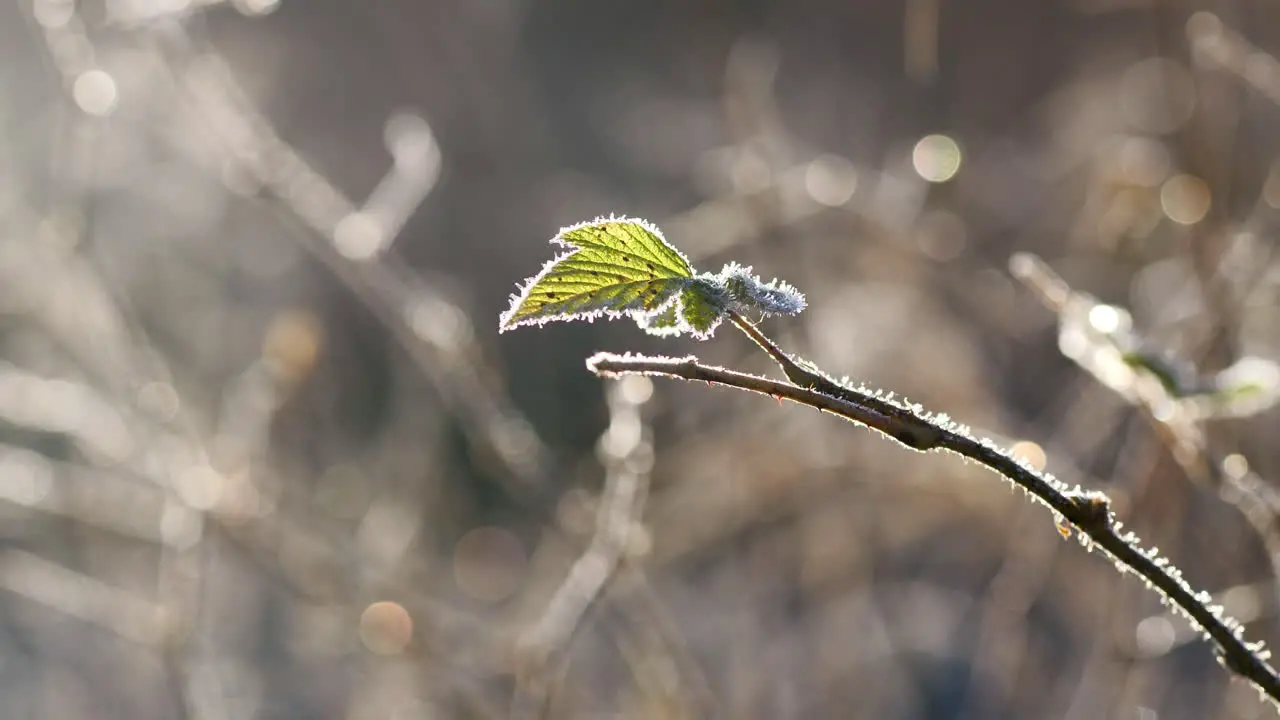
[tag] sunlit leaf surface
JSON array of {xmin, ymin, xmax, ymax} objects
[{"xmin": 500, "ymin": 217, "xmax": 695, "ymax": 332}]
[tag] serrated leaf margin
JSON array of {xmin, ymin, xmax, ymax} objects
[{"xmin": 499, "ymin": 215, "xmax": 695, "ymax": 333}]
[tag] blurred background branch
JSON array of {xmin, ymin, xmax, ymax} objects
[{"xmin": 3, "ymin": 0, "xmax": 1280, "ymax": 718}]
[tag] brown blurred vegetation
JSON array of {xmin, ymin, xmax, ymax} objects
[{"xmin": 3, "ymin": 0, "xmax": 1280, "ymax": 718}]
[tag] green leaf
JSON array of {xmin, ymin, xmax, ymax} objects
[
  {"xmin": 1121, "ymin": 350, "xmax": 1198, "ymax": 396},
  {"xmin": 676, "ymin": 282, "xmax": 726, "ymax": 337},
  {"xmin": 499, "ymin": 217, "xmax": 696, "ymax": 333},
  {"xmin": 500, "ymin": 217, "xmax": 806, "ymax": 340},
  {"xmin": 635, "ymin": 301, "xmax": 682, "ymax": 336},
  {"xmin": 636, "ymin": 279, "xmax": 729, "ymax": 340},
  {"xmin": 1193, "ymin": 356, "xmax": 1280, "ymax": 418}
]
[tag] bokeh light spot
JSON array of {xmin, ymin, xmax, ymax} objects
[
  {"xmin": 1223, "ymin": 453, "xmax": 1249, "ymax": 480},
  {"xmin": 912, "ymin": 134, "xmax": 962, "ymax": 183},
  {"xmin": 359, "ymin": 601, "xmax": 413, "ymax": 655},
  {"xmin": 262, "ymin": 311, "xmax": 324, "ymax": 384},
  {"xmin": 1088, "ymin": 304, "xmax": 1124, "ymax": 335},
  {"xmin": 232, "ymin": 0, "xmax": 280, "ymax": 16},
  {"xmin": 73, "ymin": 70, "xmax": 118, "ymax": 117},
  {"xmin": 385, "ymin": 113, "xmax": 440, "ymax": 182},
  {"xmin": 1010, "ymin": 441, "xmax": 1047, "ymax": 472},
  {"xmin": 333, "ymin": 212, "xmax": 385, "ymax": 260},
  {"xmin": 1135, "ymin": 615, "xmax": 1176, "ymax": 658},
  {"xmin": 618, "ymin": 375, "xmax": 653, "ymax": 405},
  {"xmin": 405, "ymin": 297, "xmax": 465, "ymax": 349},
  {"xmin": 803, "ymin": 154, "xmax": 858, "ymax": 206},
  {"xmin": 1160, "ymin": 174, "xmax": 1211, "ymax": 225}
]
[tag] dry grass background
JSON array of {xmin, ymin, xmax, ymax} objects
[{"xmin": 2, "ymin": 0, "xmax": 1280, "ymax": 718}]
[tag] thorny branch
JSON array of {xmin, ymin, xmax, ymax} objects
[{"xmin": 586, "ymin": 350, "xmax": 1280, "ymax": 707}]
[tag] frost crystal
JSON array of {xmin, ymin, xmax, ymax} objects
[{"xmin": 711, "ymin": 262, "xmax": 808, "ymax": 318}]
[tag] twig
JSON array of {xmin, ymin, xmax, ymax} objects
[
  {"xmin": 585, "ymin": 351, "xmax": 1280, "ymax": 706},
  {"xmin": 728, "ymin": 311, "xmax": 945, "ymax": 449},
  {"xmin": 512, "ymin": 378, "xmax": 655, "ymax": 718},
  {"xmin": 147, "ymin": 27, "xmax": 555, "ymax": 502},
  {"xmin": 609, "ymin": 561, "xmax": 721, "ymax": 719}
]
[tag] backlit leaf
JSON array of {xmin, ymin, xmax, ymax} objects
[
  {"xmin": 500, "ymin": 217, "xmax": 806, "ymax": 340},
  {"xmin": 499, "ymin": 217, "xmax": 695, "ymax": 332},
  {"xmin": 637, "ymin": 279, "xmax": 729, "ymax": 340}
]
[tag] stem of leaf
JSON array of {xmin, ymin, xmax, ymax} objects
[
  {"xmin": 727, "ymin": 311, "xmax": 942, "ymax": 449},
  {"xmin": 728, "ymin": 310, "xmax": 820, "ymax": 390}
]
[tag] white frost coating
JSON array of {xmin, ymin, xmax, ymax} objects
[
  {"xmin": 710, "ymin": 262, "xmax": 808, "ymax": 317},
  {"xmin": 636, "ymin": 282, "xmax": 728, "ymax": 340}
]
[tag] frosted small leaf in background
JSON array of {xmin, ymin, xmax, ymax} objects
[{"xmin": 1194, "ymin": 356, "xmax": 1280, "ymax": 419}]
